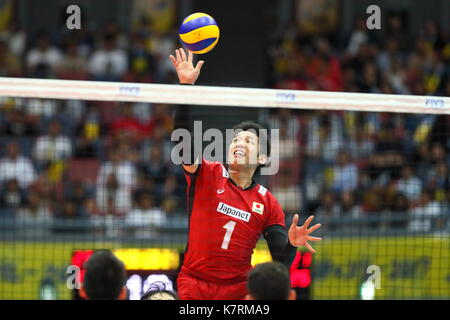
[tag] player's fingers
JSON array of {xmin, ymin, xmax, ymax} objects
[
  {"xmin": 175, "ymin": 49, "xmax": 182, "ymax": 63},
  {"xmin": 291, "ymin": 214, "xmax": 299, "ymax": 228},
  {"xmin": 195, "ymin": 60, "xmax": 205, "ymax": 73},
  {"xmin": 305, "ymin": 242, "xmax": 316, "ymax": 254},
  {"xmin": 180, "ymin": 47, "xmax": 187, "ymax": 62},
  {"xmin": 169, "ymin": 55, "xmax": 178, "ymax": 68},
  {"xmin": 307, "ymin": 223, "xmax": 322, "ymax": 234},
  {"xmin": 188, "ymin": 50, "xmax": 193, "ymax": 63},
  {"xmin": 303, "ymin": 215, "xmax": 315, "ymax": 229},
  {"xmin": 307, "ymin": 236, "xmax": 322, "ymax": 242}
]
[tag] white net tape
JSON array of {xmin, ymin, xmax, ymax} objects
[{"xmin": 0, "ymin": 77, "xmax": 449, "ymax": 114}]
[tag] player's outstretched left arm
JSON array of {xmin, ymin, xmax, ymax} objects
[{"xmin": 288, "ymin": 214, "xmax": 322, "ymax": 254}]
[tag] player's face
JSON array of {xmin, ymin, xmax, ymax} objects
[{"xmin": 227, "ymin": 130, "xmax": 260, "ymax": 167}]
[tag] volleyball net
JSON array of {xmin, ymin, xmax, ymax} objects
[{"xmin": 0, "ymin": 77, "xmax": 449, "ymax": 300}]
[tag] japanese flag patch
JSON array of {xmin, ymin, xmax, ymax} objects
[{"xmin": 252, "ymin": 202, "xmax": 264, "ymax": 215}]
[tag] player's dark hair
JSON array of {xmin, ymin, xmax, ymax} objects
[
  {"xmin": 247, "ymin": 262, "xmax": 291, "ymax": 300},
  {"xmin": 140, "ymin": 281, "xmax": 178, "ymax": 300},
  {"xmin": 83, "ymin": 249, "xmax": 126, "ymax": 300},
  {"xmin": 232, "ymin": 121, "xmax": 271, "ymax": 157}
]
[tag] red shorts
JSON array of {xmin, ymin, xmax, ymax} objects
[{"xmin": 177, "ymin": 271, "xmax": 248, "ymax": 300}]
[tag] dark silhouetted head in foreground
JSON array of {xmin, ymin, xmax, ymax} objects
[
  {"xmin": 80, "ymin": 249, "xmax": 127, "ymax": 300},
  {"xmin": 246, "ymin": 262, "xmax": 296, "ymax": 300}
]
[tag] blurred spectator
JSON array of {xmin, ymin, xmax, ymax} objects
[
  {"xmin": 26, "ymin": 98, "xmax": 58, "ymax": 118},
  {"xmin": 340, "ymin": 191, "xmax": 363, "ymax": 219},
  {"xmin": 361, "ymin": 186, "xmax": 384, "ymax": 229},
  {"xmin": 143, "ymin": 144, "xmax": 169, "ymax": 186},
  {"xmin": 96, "ymin": 171, "xmax": 132, "ymax": 215},
  {"xmin": 110, "ymin": 102, "xmax": 146, "ymax": 143},
  {"xmin": 0, "ymin": 142, "xmax": 36, "ymax": 188},
  {"xmin": 346, "ymin": 17, "xmax": 369, "ymax": 57},
  {"xmin": 358, "ymin": 62, "xmax": 380, "ymax": 93},
  {"xmin": 54, "ymin": 199, "xmax": 86, "ymax": 220},
  {"xmin": 124, "ymin": 32, "xmax": 155, "ymax": 83},
  {"xmin": 426, "ymin": 161, "xmax": 450, "ymax": 192},
  {"xmin": 133, "ymin": 175, "xmax": 155, "ymax": 203},
  {"xmin": 143, "ymin": 103, "xmax": 173, "ymax": 138},
  {"xmin": 74, "ymin": 102, "xmax": 103, "ymax": 158},
  {"xmin": 124, "ymin": 193, "xmax": 166, "ymax": 239},
  {"xmin": 377, "ymin": 37, "xmax": 403, "ymax": 73},
  {"xmin": 345, "ymin": 114, "xmax": 376, "ymax": 160},
  {"xmin": 141, "ymin": 280, "xmax": 178, "ymax": 300},
  {"xmin": 408, "ymin": 190, "xmax": 446, "ymax": 233},
  {"xmin": 82, "ymin": 198, "xmax": 102, "ymax": 216},
  {"xmin": 97, "ymin": 148, "xmax": 136, "ymax": 190},
  {"xmin": 64, "ymin": 181, "xmax": 90, "ymax": 209},
  {"xmin": 87, "ymin": 33, "xmax": 127, "ymax": 81},
  {"xmin": 160, "ymin": 174, "xmax": 183, "ymax": 207},
  {"xmin": 2, "ymin": 23, "xmax": 26, "ymax": 57},
  {"xmin": 96, "ymin": 148, "xmax": 136, "ymax": 214},
  {"xmin": 315, "ymin": 192, "xmax": 340, "ymax": 231},
  {"xmin": 271, "ymin": 169, "xmax": 302, "ymax": 216},
  {"xmin": 26, "ymin": 32, "xmax": 62, "ymax": 78},
  {"xmin": 101, "ymin": 20, "xmax": 129, "ymax": 50},
  {"xmin": 140, "ymin": 117, "xmax": 174, "ymax": 165},
  {"xmin": 146, "ymin": 27, "xmax": 176, "ymax": 83},
  {"xmin": 0, "ymin": 179, "xmax": 26, "ymax": 218},
  {"xmin": 16, "ymin": 191, "xmax": 53, "ymax": 234},
  {"xmin": 305, "ymin": 112, "xmax": 345, "ymax": 165},
  {"xmin": 1, "ymin": 106, "xmax": 38, "ymax": 137},
  {"xmin": 57, "ymin": 39, "xmax": 88, "ymax": 79},
  {"xmin": 270, "ymin": 109, "xmax": 300, "ymax": 140},
  {"xmin": 330, "ymin": 149, "xmax": 358, "ymax": 193},
  {"xmin": 33, "ymin": 120, "xmax": 72, "ymax": 165},
  {"xmin": 385, "ymin": 58, "xmax": 409, "ymax": 94},
  {"xmin": 307, "ymin": 38, "xmax": 343, "ymax": 91},
  {"xmin": 385, "ymin": 14, "xmax": 408, "ymax": 51},
  {"xmin": 396, "ymin": 166, "xmax": 423, "ymax": 201},
  {"xmin": 0, "ymin": 39, "xmax": 22, "ymax": 76},
  {"xmin": 161, "ymin": 196, "xmax": 180, "ymax": 215},
  {"xmin": 367, "ymin": 122, "xmax": 405, "ymax": 184},
  {"xmin": 385, "ymin": 192, "xmax": 409, "ymax": 229}
]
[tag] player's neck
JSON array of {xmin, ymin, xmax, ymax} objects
[{"xmin": 228, "ymin": 167, "xmax": 254, "ymax": 189}]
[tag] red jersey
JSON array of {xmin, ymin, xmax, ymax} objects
[{"xmin": 181, "ymin": 159, "xmax": 286, "ymax": 284}]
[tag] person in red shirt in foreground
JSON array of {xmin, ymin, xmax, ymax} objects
[{"xmin": 169, "ymin": 48, "xmax": 322, "ymax": 300}]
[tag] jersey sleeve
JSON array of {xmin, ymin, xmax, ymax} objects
[
  {"xmin": 183, "ymin": 157, "xmax": 222, "ymax": 188},
  {"xmin": 263, "ymin": 193, "xmax": 286, "ymax": 230}
]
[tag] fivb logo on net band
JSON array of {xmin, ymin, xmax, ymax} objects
[{"xmin": 171, "ymin": 121, "xmax": 280, "ymax": 175}]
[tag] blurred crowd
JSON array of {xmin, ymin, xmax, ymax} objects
[
  {"xmin": 0, "ymin": 17, "xmax": 178, "ymax": 84},
  {"xmin": 0, "ymin": 97, "xmax": 183, "ymax": 238},
  {"xmin": 265, "ymin": 15, "xmax": 450, "ymax": 234},
  {"xmin": 268, "ymin": 107, "xmax": 450, "ymax": 234},
  {"xmin": 268, "ymin": 16, "xmax": 450, "ymax": 96},
  {"xmin": 0, "ymin": 16, "xmax": 184, "ymax": 238}
]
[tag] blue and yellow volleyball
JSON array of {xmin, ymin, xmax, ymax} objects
[{"xmin": 179, "ymin": 13, "xmax": 220, "ymax": 54}]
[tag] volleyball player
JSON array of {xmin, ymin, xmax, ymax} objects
[{"xmin": 169, "ymin": 48, "xmax": 322, "ymax": 300}]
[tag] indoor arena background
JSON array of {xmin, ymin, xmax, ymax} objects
[{"xmin": 0, "ymin": 0, "xmax": 449, "ymax": 300}]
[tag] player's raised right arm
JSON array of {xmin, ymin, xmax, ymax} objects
[
  {"xmin": 170, "ymin": 48, "xmax": 205, "ymax": 173},
  {"xmin": 169, "ymin": 48, "xmax": 204, "ymax": 85}
]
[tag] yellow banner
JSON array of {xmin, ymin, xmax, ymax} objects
[
  {"xmin": 311, "ymin": 237, "xmax": 450, "ymax": 299},
  {"xmin": 0, "ymin": 242, "xmax": 118, "ymax": 300}
]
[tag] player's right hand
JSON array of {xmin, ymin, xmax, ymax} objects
[{"xmin": 169, "ymin": 48, "xmax": 205, "ymax": 85}]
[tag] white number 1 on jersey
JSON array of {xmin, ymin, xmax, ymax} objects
[{"xmin": 221, "ymin": 221, "xmax": 236, "ymax": 250}]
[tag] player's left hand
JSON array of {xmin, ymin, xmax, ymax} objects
[{"xmin": 288, "ymin": 214, "xmax": 322, "ymax": 254}]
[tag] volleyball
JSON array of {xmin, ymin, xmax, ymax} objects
[{"xmin": 179, "ymin": 12, "xmax": 220, "ymax": 54}]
